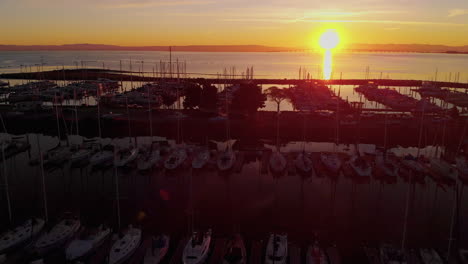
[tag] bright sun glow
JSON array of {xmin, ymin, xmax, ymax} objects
[{"xmin": 319, "ymin": 30, "xmax": 340, "ymax": 50}]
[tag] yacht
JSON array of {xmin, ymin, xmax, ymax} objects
[
  {"xmin": 0, "ymin": 218, "xmax": 45, "ymax": 254},
  {"xmin": 223, "ymin": 234, "xmax": 246, "ymax": 264},
  {"xmin": 380, "ymin": 244, "xmax": 407, "ymax": 264},
  {"xmin": 192, "ymin": 148, "xmax": 210, "ymax": 169},
  {"xmin": 34, "ymin": 214, "xmax": 81, "ymax": 254},
  {"xmin": 265, "ymin": 233, "xmax": 288, "ymax": 264},
  {"xmin": 269, "ymin": 151, "xmax": 287, "ymax": 174},
  {"xmin": 108, "ymin": 226, "xmax": 142, "ymax": 264},
  {"xmin": 348, "ymin": 155, "xmax": 372, "ymax": 178},
  {"xmin": 144, "ymin": 235, "xmax": 170, "ymax": 264},
  {"xmin": 164, "ymin": 147, "xmax": 188, "ymax": 170},
  {"xmin": 182, "ymin": 229, "xmax": 212, "ymax": 264},
  {"xmin": 306, "ymin": 242, "xmax": 329, "ymax": 264},
  {"xmin": 295, "ymin": 152, "xmax": 313, "ymax": 174},
  {"xmin": 419, "ymin": 248, "xmax": 443, "ymax": 264},
  {"xmin": 320, "ymin": 152, "xmax": 342, "ymax": 174},
  {"xmin": 65, "ymin": 225, "xmax": 111, "ymax": 261},
  {"xmin": 114, "ymin": 147, "xmax": 139, "ymax": 167},
  {"xmin": 217, "ymin": 148, "xmax": 236, "ymax": 171}
]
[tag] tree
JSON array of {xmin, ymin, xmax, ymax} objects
[
  {"xmin": 200, "ymin": 84, "xmax": 218, "ymax": 112},
  {"xmin": 230, "ymin": 83, "xmax": 266, "ymax": 115},
  {"xmin": 266, "ymin": 86, "xmax": 287, "ymax": 113},
  {"xmin": 183, "ymin": 83, "xmax": 202, "ymax": 109}
]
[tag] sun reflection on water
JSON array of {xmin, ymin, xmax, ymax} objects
[{"xmin": 323, "ymin": 49, "xmax": 333, "ymax": 80}]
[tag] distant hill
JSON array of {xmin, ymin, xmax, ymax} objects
[
  {"xmin": 0, "ymin": 44, "xmax": 291, "ymax": 52},
  {"xmin": 0, "ymin": 43, "xmax": 467, "ymax": 53}
]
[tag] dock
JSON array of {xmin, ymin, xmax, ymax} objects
[
  {"xmin": 289, "ymin": 244, "xmax": 302, "ymax": 264},
  {"xmin": 249, "ymin": 240, "xmax": 263, "ymax": 264},
  {"xmin": 169, "ymin": 237, "xmax": 188, "ymax": 264},
  {"xmin": 208, "ymin": 238, "xmax": 227, "ymax": 264}
]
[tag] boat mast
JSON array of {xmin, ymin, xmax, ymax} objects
[
  {"xmin": 114, "ymin": 160, "xmax": 121, "ymax": 230},
  {"xmin": 36, "ymin": 134, "xmax": 48, "ymax": 223},
  {"xmin": 97, "ymin": 84, "xmax": 102, "ymax": 139},
  {"xmin": 1, "ymin": 142, "xmax": 12, "ymax": 224},
  {"xmin": 74, "ymin": 87, "xmax": 79, "ymax": 135}
]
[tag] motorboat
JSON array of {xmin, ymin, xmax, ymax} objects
[
  {"xmin": 269, "ymin": 151, "xmax": 287, "ymax": 174},
  {"xmin": 0, "ymin": 218, "xmax": 45, "ymax": 254},
  {"xmin": 65, "ymin": 225, "xmax": 111, "ymax": 261},
  {"xmin": 419, "ymin": 248, "xmax": 443, "ymax": 264},
  {"xmin": 380, "ymin": 244, "xmax": 407, "ymax": 264},
  {"xmin": 144, "ymin": 235, "xmax": 170, "ymax": 264},
  {"xmin": 114, "ymin": 147, "xmax": 139, "ymax": 167},
  {"xmin": 265, "ymin": 233, "xmax": 288, "ymax": 264},
  {"xmin": 223, "ymin": 234, "xmax": 246, "ymax": 264},
  {"xmin": 217, "ymin": 148, "xmax": 236, "ymax": 171},
  {"xmin": 320, "ymin": 152, "xmax": 342, "ymax": 174},
  {"xmin": 295, "ymin": 152, "xmax": 313, "ymax": 174},
  {"xmin": 137, "ymin": 147, "xmax": 161, "ymax": 171},
  {"xmin": 192, "ymin": 148, "xmax": 210, "ymax": 169},
  {"xmin": 108, "ymin": 226, "xmax": 142, "ymax": 264},
  {"xmin": 348, "ymin": 155, "xmax": 372, "ymax": 178},
  {"xmin": 182, "ymin": 229, "xmax": 212, "ymax": 264},
  {"xmin": 306, "ymin": 242, "xmax": 329, "ymax": 264},
  {"xmin": 164, "ymin": 147, "xmax": 187, "ymax": 170},
  {"xmin": 34, "ymin": 214, "xmax": 81, "ymax": 254}
]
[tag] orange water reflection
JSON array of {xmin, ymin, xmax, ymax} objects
[{"xmin": 323, "ymin": 49, "xmax": 333, "ymax": 80}]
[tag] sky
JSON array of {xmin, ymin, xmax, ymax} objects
[{"xmin": 1, "ymin": 0, "xmax": 468, "ymax": 48}]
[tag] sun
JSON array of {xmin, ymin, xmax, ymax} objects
[{"xmin": 319, "ymin": 30, "xmax": 340, "ymax": 49}]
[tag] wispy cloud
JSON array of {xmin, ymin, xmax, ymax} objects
[
  {"xmin": 102, "ymin": 0, "xmax": 214, "ymax": 8},
  {"xmin": 448, "ymin": 9, "xmax": 468, "ymax": 17}
]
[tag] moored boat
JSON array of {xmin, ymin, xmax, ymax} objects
[
  {"xmin": 223, "ymin": 234, "xmax": 246, "ymax": 264},
  {"xmin": 306, "ymin": 241, "xmax": 329, "ymax": 264},
  {"xmin": 265, "ymin": 233, "xmax": 288, "ymax": 264},
  {"xmin": 192, "ymin": 148, "xmax": 210, "ymax": 169},
  {"xmin": 34, "ymin": 214, "xmax": 81, "ymax": 254},
  {"xmin": 144, "ymin": 235, "xmax": 170, "ymax": 264},
  {"xmin": 114, "ymin": 147, "xmax": 139, "ymax": 167},
  {"xmin": 348, "ymin": 155, "xmax": 372, "ymax": 178},
  {"xmin": 295, "ymin": 152, "xmax": 313, "ymax": 175},
  {"xmin": 65, "ymin": 224, "xmax": 111, "ymax": 261},
  {"xmin": 217, "ymin": 148, "xmax": 236, "ymax": 171},
  {"xmin": 0, "ymin": 218, "xmax": 45, "ymax": 254},
  {"xmin": 269, "ymin": 150, "xmax": 287, "ymax": 174},
  {"xmin": 320, "ymin": 152, "xmax": 342, "ymax": 175},
  {"xmin": 164, "ymin": 147, "xmax": 188, "ymax": 170},
  {"xmin": 108, "ymin": 226, "xmax": 142, "ymax": 264},
  {"xmin": 182, "ymin": 229, "xmax": 212, "ymax": 264}
]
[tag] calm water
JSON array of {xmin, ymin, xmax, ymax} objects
[{"xmin": 0, "ymin": 133, "xmax": 467, "ymax": 260}]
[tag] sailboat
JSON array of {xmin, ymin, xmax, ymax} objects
[
  {"xmin": 217, "ymin": 144, "xmax": 236, "ymax": 171},
  {"xmin": 43, "ymin": 143, "xmax": 72, "ymax": 167},
  {"xmin": 306, "ymin": 241, "xmax": 329, "ymax": 264},
  {"xmin": 137, "ymin": 144, "xmax": 161, "ymax": 172},
  {"xmin": 222, "ymin": 234, "xmax": 246, "ymax": 264},
  {"xmin": 0, "ymin": 218, "xmax": 45, "ymax": 254},
  {"xmin": 90, "ymin": 148, "xmax": 114, "ymax": 167},
  {"xmin": 320, "ymin": 152, "xmax": 342, "ymax": 175},
  {"xmin": 108, "ymin": 226, "xmax": 142, "ymax": 264},
  {"xmin": 164, "ymin": 146, "xmax": 187, "ymax": 170},
  {"xmin": 295, "ymin": 151, "xmax": 314, "ymax": 174},
  {"xmin": 114, "ymin": 146, "xmax": 139, "ymax": 167},
  {"xmin": 34, "ymin": 213, "xmax": 81, "ymax": 254},
  {"xmin": 182, "ymin": 229, "xmax": 212, "ymax": 264},
  {"xmin": 269, "ymin": 149, "xmax": 287, "ymax": 174},
  {"xmin": 374, "ymin": 151, "xmax": 399, "ymax": 180},
  {"xmin": 65, "ymin": 225, "xmax": 111, "ymax": 261},
  {"xmin": 192, "ymin": 147, "xmax": 210, "ymax": 169},
  {"xmin": 144, "ymin": 235, "xmax": 170, "ymax": 264},
  {"xmin": 379, "ymin": 244, "xmax": 407, "ymax": 264},
  {"xmin": 265, "ymin": 233, "xmax": 288, "ymax": 264},
  {"xmin": 348, "ymin": 155, "xmax": 372, "ymax": 178},
  {"xmin": 429, "ymin": 158, "xmax": 457, "ymax": 183},
  {"xmin": 419, "ymin": 248, "xmax": 443, "ymax": 264}
]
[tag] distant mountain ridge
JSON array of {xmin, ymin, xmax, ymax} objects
[{"xmin": 0, "ymin": 43, "xmax": 467, "ymax": 53}]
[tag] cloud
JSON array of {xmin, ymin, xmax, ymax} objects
[
  {"xmin": 448, "ymin": 9, "xmax": 468, "ymax": 17},
  {"xmin": 102, "ymin": 0, "xmax": 215, "ymax": 8}
]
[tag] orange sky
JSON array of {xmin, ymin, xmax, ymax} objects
[{"xmin": 1, "ymin": 0, "xmax": 468, "ymax": 48}]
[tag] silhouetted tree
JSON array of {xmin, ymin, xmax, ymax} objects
[
  {"xmin": 183, "ymin": 83, "xmax": 202, "ymax": 109},
  {"xmin": 200, "ymin": 84, "xmax": 218, "ymax": 112},
  {"xmin": 230, "ymin": 83, "xmax": 266, "ymax": 115},
  {"xmin": 266, "ymin": 86, "xmax": 287, "ymax": 113}
]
